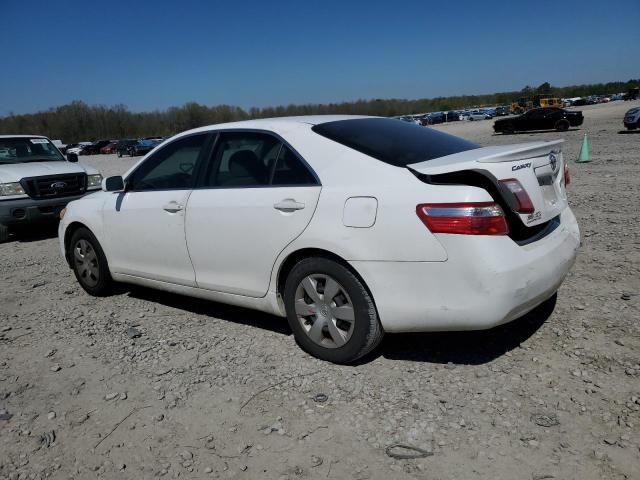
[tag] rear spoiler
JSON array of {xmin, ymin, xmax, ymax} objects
[{"xmin": 477, "ymin": 139, "xmax": 564, "ymax": 163}]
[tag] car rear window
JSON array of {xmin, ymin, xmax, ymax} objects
[{"xmin": 312, "ymin": 118, "xmax": 479, "ymax": 167}]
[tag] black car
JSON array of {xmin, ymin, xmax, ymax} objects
[
  {"xmin": 115, "ymin": 139, "xmax": 138, "ymax": 157},
  {"xmin": 494, "ymin": 106, "xmax": 509, "ymax": 116},
  {"xmin": 84, "ymin": 140, "xmax": 112, "ymax": 155},
  {"xmin": 493, "ymin": 108, "xmax": 584, "ymax": 134},
  {"xmin": 127, "ymin": 138, "xmax": 162, "ymax": 157}
]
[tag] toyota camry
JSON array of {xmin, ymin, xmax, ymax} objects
[{"xmin": 59, "ymin": 116, "xmax": 580, "ymax": 363}]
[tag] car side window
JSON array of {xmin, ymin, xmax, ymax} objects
[
  {"xmin": 128, "ymin": 134, "xmax": 208, "ymax": 191},
  {"xmin": 271, "ymin": 146, "xmax": 317, "ymax": 186},
  {"xmin": 207, "ymin": 132, "xmax": 282, "ymax": 187}
]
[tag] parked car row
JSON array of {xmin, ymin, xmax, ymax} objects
[
  {"xmin": 63, "ymin": 137, "xmax": 165, "ymax": 160},
  {"xmin": 397, "ymin": 106, "xmax": 512, "ymax": 126}
]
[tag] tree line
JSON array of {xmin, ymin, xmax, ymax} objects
[{"xmin": 1, "ymin": 79, "xmax": 637, "ymax": 143}]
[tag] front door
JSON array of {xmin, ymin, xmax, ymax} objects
[
  {"xmin": 103, "ymin": 133, "xmax": 211, "ymax": 285},
  {"xmin": 186, "ymin": 131, "xmax": 321, "ymax": 297}
]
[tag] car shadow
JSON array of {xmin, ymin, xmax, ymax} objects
[
  {"xmin": 126, "ymin": 286, "xmax": 292, "ymax": 336},
  {"xmin": 6, "ymin": 223, "xmax": 59, "ymax": 243},
  {"xmin": 127, "ymin": 285, "xmax": 556, "ymax": 366},
  {"xmin": 618, "ymin": 130, "xmax": 640, "ymax": 134},
  {"xmin": 370, "ymin": 294, "xmax": 557, "ymax": 365},
  {"xmin": 493, "ymin": 129, "xmax": 581, "ymax": 136}
]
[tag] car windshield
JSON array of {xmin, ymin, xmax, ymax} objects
[
  {"xmin": 313, "ymin": 118, "xmax": 479, "ymax": 167},
  {"xmin": 0, "ymin": 137, "xmax": 65, "ymax": 164}
]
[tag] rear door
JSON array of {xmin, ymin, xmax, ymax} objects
[
  {"xmin": 185, "ymin": 131, "xmax": 321, "ymax": 297},
  {"xmin": 524, "ymin": 109, "xmax": 547, "ymax": 130}
]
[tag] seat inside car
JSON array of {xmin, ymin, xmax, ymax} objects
[{"xmin": 222, "ymin": 150, "xmax": 268, "ymax": 186}]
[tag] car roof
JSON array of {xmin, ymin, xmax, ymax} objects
[
  {"xmin": 0, "ymin": 134, "xmax": 48, "ymax": 139},
  {"xmin": 179, "ymin": 115, "xmax": 374, "ymax": 137}
]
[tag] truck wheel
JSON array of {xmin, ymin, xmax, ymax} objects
[
  {"xmin": 283, "ymin": 257, "xmax": 384, "ymax": 364},
  {"xmin": 555, "ymin": 120, "xmax": 569, "ymax": 131},
  {"xmin": 0, "ymin": 224, "xmax": 9, "ymax": 243},
  {"xmin": 69, "ymin": 227, "xmax": 113, "ymax": 296}
]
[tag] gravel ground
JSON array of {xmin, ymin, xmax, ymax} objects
[{"xmin": 1, "ymin": 101, "xmax": 639, "ymax": 480}]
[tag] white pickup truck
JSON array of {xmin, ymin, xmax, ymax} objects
[{"xmin": 0, "ymin": 135, "xmax": 102, "ymax": 242}]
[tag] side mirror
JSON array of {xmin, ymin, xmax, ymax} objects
[
  {"xmin": 102, "ymin": 175, "xmax": 125, "ymax": 192},
  {"xmin": 67, "ymin": 153, "xmax": 78, "ymax": 163}
]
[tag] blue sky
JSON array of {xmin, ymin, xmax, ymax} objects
[{"xmin": 1, "ymin": 0, "xmax": 638, "ymax": 115}]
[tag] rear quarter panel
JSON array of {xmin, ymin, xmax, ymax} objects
[{"xmin": 268, "ymin": 128, "xmax": 495, "ymax": 289}]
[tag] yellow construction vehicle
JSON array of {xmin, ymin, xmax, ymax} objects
[
  {"xmin": 510, "ymin": 97, "xmax": 533, "ymax": 114},
  {"xmin": 538, "ymin": 95, "xmax": 562, "ymax": 108},
  {"xmin": 510, "ymin": 94, "xmax": 562, "ymax": 114}
]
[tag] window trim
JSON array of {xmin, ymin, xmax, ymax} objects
[
  {"xmin": 125, "ymin": 132, "xmax": 216, "ymax": 193},
  {"xmin": 194, "ymin": 128, "xmax": 321, "ymax": 190}
]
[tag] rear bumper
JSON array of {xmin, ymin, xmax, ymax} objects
[
  {"xmin": 351, "ymin": 208, "xmax": 580, "ymax": 332},
  {"xmin": 0, "ymin": 192, "xmax": 94, "ymax": 226}
]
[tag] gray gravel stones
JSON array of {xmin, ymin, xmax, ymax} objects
[
  {"xmin": 530, "ymin": 413, "xmax": 560, "ymax": 428},
  {"xmin": 0, "ymin": 102, "xmax": 639, "ymax": 480}
]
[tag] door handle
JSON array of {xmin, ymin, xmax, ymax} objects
[
  {"xmin": 273, "ymin": 199, "xmax": 305, "ymax": 212},
  {"xmin": 163, "ymin": 202, "xmax": 184, "ymax": 213}
]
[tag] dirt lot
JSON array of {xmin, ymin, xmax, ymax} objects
[{"xmin": 1, "ymin": 101, "xmax": 639, "ymax": 480}]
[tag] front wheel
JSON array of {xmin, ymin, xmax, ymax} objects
[
  {"xmin": 69, "ymin": 227, "xmax": 113, "ymax": 296},
  {"xmin": 555, "ymin": 120, "xmax": 569, "ymax": 131},
  {"xmin": 283, "ymin": 257, "xmax": 384, "ymax": 364}
]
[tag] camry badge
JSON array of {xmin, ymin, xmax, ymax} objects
[{"xmin": 549, "ymin": 153, "xmax": 557, "ymax": 171}]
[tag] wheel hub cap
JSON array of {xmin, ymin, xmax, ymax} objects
[
  {"xmin": 73, "ymin": 239, "xmax": 99, "ymax": 287},
  {"xmin": 294, "ymin": 274, "xmax": 355, "ymax": 349}
]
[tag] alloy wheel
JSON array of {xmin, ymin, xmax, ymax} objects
[{"xmin": 294, "ymin": 274, "xmax": 355, "ymax": 348}]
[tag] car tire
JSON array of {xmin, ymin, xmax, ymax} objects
[
  {"xmin": 502, "ymin": 124, "xmax": 515, "ymax": 134},
  {"xmin": 283, "ymin": 257, "xmax": 384, "ymax": 364},
  {"xmin": 0, "ymin": 224, "xmax": 9, "ymax": 243},
  {"xmin": 69, "ymin": 227, "xmax": 114, "ymax": 296},
  {"xmin": 117, "ymin": 151, "xmax": 122, "ymax": 158},
  {"xmin": 555, "ymin": 120, "xmax": 569, "ymax": 131}
]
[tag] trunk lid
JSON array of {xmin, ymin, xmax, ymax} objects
[{"xmin": 409, "ymin": 140, "xmax": 567, "ymax": 227}]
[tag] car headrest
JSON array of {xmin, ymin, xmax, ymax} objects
[{"xmin": 228, "ymin": 150, "xmax": 266, "ymax": 183}]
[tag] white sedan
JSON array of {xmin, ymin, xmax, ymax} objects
[
  {"xmin": 59, "ymin": 116, "xmax": 580, "ymax": 363},
  {"xmin": 461, "ymin": 111, "xmax": 492, "ymax": 121}
]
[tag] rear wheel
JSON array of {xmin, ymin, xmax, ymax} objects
[
  {"xmin": 69, "ymin": 227, "xmax": 113, "ymax": 296},
  {"xmin": 0, "ymin": 224, "xmax": 9, "ymax": 243},
  {"xmin": 283, "ymin": 257, "xmax": 384, "ymax": 364},
  {"xmin": 555, "ymin": 120, "xmax": 569, "ymax": 131},
  {"xmin": 503, "ymin": 123, "xmax": 515, "ymax": 134}
]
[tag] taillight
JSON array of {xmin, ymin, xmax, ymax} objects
[
  {"xmin": 499, "ymin": 178, "xmax": 534, "ymax": 214},
  {"xmin": 563, "ymin": 163, "xmax": 570, "ymax": 187},
  {"xmin": 416, "ymin": 202, "xmax": 509, "ymax": 235}
]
